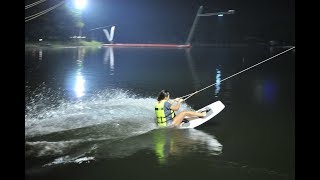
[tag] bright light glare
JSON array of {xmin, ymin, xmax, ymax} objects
[
  {"xmin": 74, "ymin": 0, "xmax": 87, "ymax": 10},
  {"xmin": 218, "ymin": 14, "xmax": 223, "ymax": 17},
  {"xmin": 75, "ymin": 72, "xmax": 85, "ymax": 97}
]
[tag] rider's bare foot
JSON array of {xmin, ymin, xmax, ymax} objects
[{"xmin": 199, "ymin": 108, "xmax": 210, "ymax": 117}]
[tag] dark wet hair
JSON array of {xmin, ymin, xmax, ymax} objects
[{"xmin": 157, "ymin": 90, "xmax": 170, "ymax": 101}]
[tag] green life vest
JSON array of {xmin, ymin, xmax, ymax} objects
[{"xmin": 155, "ymin": 100, "xmax": 175, "ymax": 127}]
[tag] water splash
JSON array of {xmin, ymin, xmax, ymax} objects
[
  {"xmin": 43, "ymin": 156, "xmax": 95, "ymax": 167},
  {"xmin": 25, "ymin": 88, "xmax": 163, "ymax": 138},
  {"xmin": 25, "ymin": 87, "xmax": 196, "ymax": 167}
]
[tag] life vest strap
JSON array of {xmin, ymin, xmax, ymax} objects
[{"xmin": 157, "ymin": 117, "xmax": 166, "ymax": 123}]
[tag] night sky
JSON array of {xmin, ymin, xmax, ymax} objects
[{"xmin": 25, "ymin": 0, "xmax": 295, "ymax": 44}]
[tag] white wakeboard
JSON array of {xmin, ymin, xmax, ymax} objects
[{"xmin": 178, "ymin": 101, "xmax": 225, "ymax": 129}]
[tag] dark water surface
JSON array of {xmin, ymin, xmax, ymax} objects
[{"xmin": 25, "ymin": 45, "xmax": 295, "ymax": 180}]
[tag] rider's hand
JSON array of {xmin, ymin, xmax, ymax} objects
[
  {"xmin": 174, "ymin": 98, "xmax": 184, "ymax": 103},
  {"xmin": 174, "ymin": 98, "xmax": 180, "ymax": 102}
]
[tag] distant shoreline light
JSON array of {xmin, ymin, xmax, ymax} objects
[{"xmin": 70, "ymin": 36, "xmax": 86, "ymax": 39}]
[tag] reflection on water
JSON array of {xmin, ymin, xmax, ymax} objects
[
  {"xmin": 103, "ymin": 47, "xmax": 115, "ymax": 75},
  {"xmin": 215, "ymin": 67, "xmax": 221, "ymax": 97},
  {"xmin": 253, "ymin": 79, "xmax": 278, "ymax": 104},
  {"xmin": 74, "ymin": 48, "xmax": 86, "ymax": 98},
  {"xmin": 26, "ymin": 124, "xmax": 222, "ymax": 168},
  {"xmin": 185, "ymin": 49, "xmax": 201, "ymax": 90},
  {"xmin": 39, "ymin": 48, "xmax": 42, "ymax": 61},
  {"xmin": 152, "ymin": 128, "xmax": 222, "ymax": 166},
  {"xmin": 74, "ymin": 72, "xmax": 85, "ymax": 98},
  {"xmin": 33, "ymin": 128, "xmax": 222, "ymax": 167}
]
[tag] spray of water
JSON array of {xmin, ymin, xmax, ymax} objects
[
  {"xmin": 26, "ymin": 88, "xmax": 161, "ymax": 137},
  {"xmin": 25, "ymin": 87, "xmax": 193, "ymax": 164}
]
